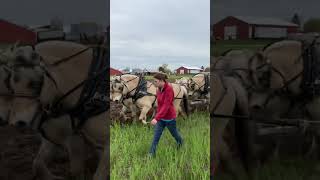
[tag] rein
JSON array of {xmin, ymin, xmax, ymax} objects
[{"xmin": 51, "ymin": 45, "xmax": 108, "ymax": 66}]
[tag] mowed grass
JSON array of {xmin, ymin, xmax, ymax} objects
[
  {"xmin": 212, "ymin": 39, "xmax": 277, "ymax": 56},
  {"xmin": 111, "ymin": 112, "xmax": 210, "ymax": 180}
]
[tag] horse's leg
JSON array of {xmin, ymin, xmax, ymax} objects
[
  {"xmin": 33, "ymin": 139, "xmax": 64, "ymax": 180},
  {"xmin": 139, "ymin": 106, "xmax": 151, "ymax": 124},
  {"xmin": 120, "ymin": 105, "xmax": 131, "ymax": 122},
  {"xmin": 65, "ymin": 134, "xmax": 87, "ymax": 180},
  {"xmin": 93, "ymin": 147, "xmax": 108, "ymax": 180},
  {"xmin": 213, "ymin": 117, "xmax": 247, "ymax": 180},
  {"xmin": 219, "ymin": 137, "xmax": 249, "ymax": 180},
  {"xmin": 174, "ymin": 100, "xmax": 185, "ymax": 119},
  {"xmin": 305, "ymin": 98, "xmax": 320, "ymax": 173},
  {"xmin": 132, "ymin": 105, "xmax": 139, "ymax": 122}
]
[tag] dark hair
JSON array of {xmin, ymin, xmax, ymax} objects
[{"xmin": 153, "ymin": 72, "xmax": 168, "ymax": 81}]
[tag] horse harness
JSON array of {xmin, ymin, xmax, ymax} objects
[
  {"xmin": 190, "ymin": 73, "xmax": 210, "ymax": 97},
  {"xmin": 251, "ymin": 36, "xmax": 320, "ymax": 110},
  {"xmin": 37, "ymin": 43, "xmax": 109, "ymax": 146},
  {"xmin": 112, "ymin": 76, "xmax": 185, "ymax": 111}
]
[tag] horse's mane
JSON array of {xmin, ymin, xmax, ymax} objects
[
  {"xmin": 221, "ymin": 49, "xmax": 234, "ymax": 56},
  {"xmin": 262, "ymin": 40, "xmax": 301, "ymax": 51},
  {"xmin": 263, "ymin": 40, "xmax": 301, "ymax": 51}
]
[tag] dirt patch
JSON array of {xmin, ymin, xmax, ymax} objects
[{"xmin": 0, "ymin": 126, "xmax": 68, "ymax": 180}]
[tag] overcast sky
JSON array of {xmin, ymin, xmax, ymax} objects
[
  {"xmin": 212, "ymin": 0, "xmax": 320, "ymax": 24},
  {"xmin": 0, "ymin": 0, "xmax": 109, "ymax": 26},
  {"xmin": 111, "ymin": 0, "xmax": 210, "ymax": 70}
]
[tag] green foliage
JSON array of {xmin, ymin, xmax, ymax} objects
[
  {"xmin": 291, "ymin": 13, "xmax": 301, "ymax": 27},
  {"xmin": 212, "ymin": 40, "xmax": 276, "ymax": 57},
  {"xmin": 304, "ymin": 18, "xmax": 320, "ymax": 33}
]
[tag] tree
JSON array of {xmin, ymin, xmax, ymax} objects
[
  {"xmin": 304, "ymin": 18, "xmax": 320, "ymax": 33},
  {"xmin": 158, "ymin": 66, "xmax": 165, "ymax": 73},
  {"xmin": 123, "ymin": 67, "xmax": 130, "ymax": 72},
  {"xmin": 158, "ymin": 64, "xmax": 172, "ymax": 74},
  {"xmin": 291, "ymin": 13, "xmax": 301, "ymax": 27}
]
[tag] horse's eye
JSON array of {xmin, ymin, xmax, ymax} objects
[{"xmin": 119, "ymin": 86, "xmax": 123, "ymax": 91}]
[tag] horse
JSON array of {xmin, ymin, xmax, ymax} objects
[
  {"xmin": 6, "ymin": 40, "xmax": 108, "ymax": 180},
  {"xmin": 0, "ymin": 45, "xmax": 22, "ymax": 125},
  {"xmin": 110, "ymin": 74, "xmax": 189, "ymax": 124},
  {"xmin": 187, "ymin": 72, "xmax": 210, "ymax": 100},
  {"xmin": 211, "ymin": 70, "xmax": 250, "ymax": 180},
  {"xmin": 175, "ymin": 76, "xmax": 189, "ymax": 88},
  {"xmin": 248, "ymin": 39, "xmax": 320, "ymax": 167}
]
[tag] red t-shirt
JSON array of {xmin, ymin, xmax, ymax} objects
[{"xmin": 155, "ymin": 82, "xmax": 176, "ymax": 121}]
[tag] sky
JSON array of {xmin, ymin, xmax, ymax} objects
[
  {"xmin": 111, "ymin": 0, "xmax": 210, "ymax": 70},
  {"xmin": 211, "ymin": 0, "xmax": 320, "ymax": 25},
  {"xmin": 0, "ymin": 0, "xmax": 109, "ymax": 26}
]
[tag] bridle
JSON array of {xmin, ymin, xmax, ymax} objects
[
  {"xmin": 111, "ymin": 75, "xmax": 140, "ymax": 102},
  {"xmin": 250, "ymin": 38, "xmax": 320, "ymax": 109},
  {"xmin": 6, "ymin": 42, "xmax": 108, "ymax": 146},
  {"xmin": 189, "ymin": 74, "xmax": 209, "ymax": 97}
]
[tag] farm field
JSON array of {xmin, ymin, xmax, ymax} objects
[
  {"xmin": 110, "ymin": 71, "xmax": 209, "ymax": 179},
  {"xmin": 111, "ymin": 112, "xmax": 210, "ymax": 180},
  {"xmin": 212, "ymin": 39, "xmax": 277, "ymax": 56}
]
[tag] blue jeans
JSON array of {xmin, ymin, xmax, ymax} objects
[{"xmin": 149, "ymin": 119, "xmax": 183, "ymax": 156}]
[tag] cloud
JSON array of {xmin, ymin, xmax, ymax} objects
[
  {"xmin": 0, "ymin": 0, "xmax": 109, "ymax": 25},
  {"xmin": 111, "ymin": 0, "xmax": 210, "ymax": 70}
]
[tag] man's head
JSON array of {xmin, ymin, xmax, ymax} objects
[{"xmin": 153, "ymin": 73, "xmax": 168, "ymax": 88}]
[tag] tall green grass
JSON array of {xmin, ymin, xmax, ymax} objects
[
  {"xmin": 111, "ymin": 112, "xmax": 210, "ymax": 180},
  {"xmin": 215, "ymin": 151, "xmax": 320, "ymax": 180}
]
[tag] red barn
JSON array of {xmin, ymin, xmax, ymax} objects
[
  {"xmin": 110, "ymin": 67, "xmax": 122, "ymax": 76},
  {"xmin": 213, "ymin": 16, "xmax": 299, "ymax": 40},
  {"xmin": 0, "ymin": 19, "xmax": 36, "ymax": 45},
  {"xmin": 175, "ymin": 66, "xmax": 203, "ymax": 74}
]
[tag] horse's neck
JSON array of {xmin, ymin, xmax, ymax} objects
[
  {"xmin": 123, "ymin": 76, "xmax": 140, "ymax": 95},
  {"xmin": 195, "ymin": 76, "xmax": 205, "ymax": 90},
  {"xmin": 38, "ymin": 44, "xmax": 92, "ymax": 94},
  {"xmin": 211, "ymin": 74, "xmax": 226, "ymax": 106},
  {"xmin": 147, "ymin": 81, "xmax": 157, "ymax": 94}
]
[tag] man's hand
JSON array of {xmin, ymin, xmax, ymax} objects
[{"xmin": 151, "ymin": 119, "xmax": 158, "ymax": 125}]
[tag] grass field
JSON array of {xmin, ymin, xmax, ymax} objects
[
  {"xmin": 212, "ymin": 39, "xmax": 277, "ymax": 56},
  {"xmin": 216, "ymin": 157, "xmax": 320, "ymax": 180},
  {"xmin": 111, "ymin": 112, "xmax": 210, "ymax": 180}
]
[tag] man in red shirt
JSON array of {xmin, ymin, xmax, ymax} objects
[{"xmin": 149, "ymin": 73, "xmax": 183, "ymax": 156}]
